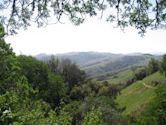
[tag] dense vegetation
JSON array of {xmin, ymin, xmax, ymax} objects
[
  {"xmin": 1, "ymin": 0, "xmax": 166, "ymax": 35},
  {"xmin": 0, "ymin": 25, "xmax": 166, "ymax": 124}
]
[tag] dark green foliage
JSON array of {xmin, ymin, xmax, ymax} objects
[
  {"xmin": 0, "ymin": 40, "xmax": 71, "ymax": 124},
  {"xmin": 98, "ymin": 83, "xmax": 120, "ymax": 98},
  {"xmin": 133, "ymin": 67, "xmax": 148, "ymax": 80},
  {"xmin": 0, "ymin": 39, "xmax": 21, "ymax": 94},
  {"xmin": 160, "ymin": 55, "xmax": 166, "ymax": 77},
  {"xmin": 46, "ymin": 57, "xmax": 86, "ymax": 93},
  {"xmin": 46, "ymin": 56, "xmax": 61, "ymax": 74},
  {"xmin": 0, "ymin": 90, "xmax": 71, "ymax": 125},
  {"xmin": 80, "ymin": 96, "xmax": 125, "ymax": 125},
  {"xmin": 147, "ymin": 58, "xmax": 159, "ymax": 74},
  {"xmin": 64, "ymin": 80, "xmax": 124, "ymax": 125},
  {"xmin": 1, "ymin": 0, "xmax": 166, "ymax": 34},
  {"xmin": 64, "ymin": 101, "xmax": 83, "ymax": 125},
  {"xmin": 61, "ymin": 59, "xmax": 86, "ymax": 92},
  {"xmin": 17, "ymin": 55, "xmax": 49, "ymax": 90},
  {"xmin": 0, "ymin": 24, "xmax": 5, "ymax": 38},
  {"xmin": 69, "ymin": 80, "xmax": 100, "ymax": 100},
  {"xmin": 70, "ymin": 80, "xmax": 120, "ymax": 100},
  {"xmin": 154, "ymin": 85, "xmax": 166, "ymax": 124},
  {"xmin": 17, "ymin": 55, "xmax": 66, "ymax": 108},
  {"xmin": 70, "ymin": 86, "xmax": 88, "ymax": 100},
  {"xmin": 0, "ymin": 25, "xmax": 73, "ymax": 124},
  {"xmin": 46, "ymin": 73, "xmax": 66, "ymax": 108}
]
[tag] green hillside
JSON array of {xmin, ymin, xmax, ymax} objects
[
  {"xmin": 105, "ymin": 69, "xmax": 134, "ymax": 84},
  {"xmin": 116, "ymin": 72, "xmax": 166, "ymax": 115}
]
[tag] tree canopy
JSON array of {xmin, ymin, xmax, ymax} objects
[{"xmin": 0, "ymin": 0, "xmax": 166, "ymax": 35}]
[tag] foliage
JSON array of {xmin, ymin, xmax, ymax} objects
[
  {"xmin": 0, "ymin": 38, "xmax": 21, "ymax": 94},
  {"xmin": 69, "ymin": 80, "xmax": 100, "ymax": 100},
  {"xmin": 70, "ymin": 80, "xmax": 120, "ymax": 100},
  {"xmin": 1, "ymin": 0, "xmax": 166, "ymax": 35},
  {"xmin": 133, "ymin": 67, "xmax": 148, "ymax": 80},
  {"xmin": 17, "ymin": 55, "xmax": 66, "ymax": 108},
  {"xmin": 82, "ymin": 108, "xmax": 104, "ymax": 125},
  {"xmin": 98, "ymin": 83, "xmax": 120, "ymax": 98},
  {"xmin": 147, "ymin": 58, "xmax": 159, "ymax": 75},
  {"xmin": 160, "ymin": 54, "xmax": 166, "ymax": 77},
  {"xmin": 63, "ymin": 79, "xmax": 125, "ymax": 125},
  {"xmin": 0, "ymin": 90, "xmax": 71, "ymax": 125},
  {"xmin": 17, "ymin": 55, "xmax": 49, "ymax": 90},
  {"xmin": 0, "ymin": 24, "xmax": 5, "ymax": 38},
  {"xmin": 46, "ymin": 72, "xmax": 66, "ymax": 108},
  {"xmin": 46, "ymin": 57, "xmax": 86, "ymax": 93},
  {"xmin": 154, "ymin": 85, "xmax": 166, "ymax": 124},
  {"xmin": 0, "ymin": 35, "xmax": 71, "ymax": 124}
]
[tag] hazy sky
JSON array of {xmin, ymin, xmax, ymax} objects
[{"xmin": 5, "ymin": 17, "xmax": 166, "ymax": 56}]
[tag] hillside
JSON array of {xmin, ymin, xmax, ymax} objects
[
  {"xmin": 104, "ymin": 69, "xmax": 134, "ymax": 84},
  {"xmin": 116, "ymin": 72, "xmax": 166, "ymax": 115},
  {"xmin": 36, "ymin": 52, "xmax": 161, "ymax": 79}
]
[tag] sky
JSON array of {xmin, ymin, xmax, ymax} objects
[{"xmin": 5, "ymin": 17, "xmax": 166, "ymax": 56}]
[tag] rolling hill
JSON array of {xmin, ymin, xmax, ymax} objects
[{"xmin": 36, "ymin": 52, "xmax": 162, "ymax": 79}]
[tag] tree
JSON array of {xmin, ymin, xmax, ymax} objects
[
  {"xmin": 133, "ymin": 67, "xmax": 147, "ymax": 80},
  {"xmin": 160, "ymin": 55, "xmax": 166, "ymax": 77},
  {"xmin": 82, "ymin": 108, "xmax": 104, "ymax": 125},
  {"xmin": 46, "ymin": 58, "xmax": 86, "ymax": 93},
  {"xmin": 17, "ymin": 55, "xmax": 67, "ymax": 108},
  {"xmin": 0, "ymin": 0, "xmax": 166, "ymax": 35},
  {"xmin": 0, "ymin": 26, "xmax": 21, "ymax": 94},
  {"xmin": 98, "ymin": 83, "xmax": 120, "ymax": 99},
  {"xmin": 0, "ymin": 24, "xmax": 5, "ymax": 38},
  {"xmin": 61, "ymin": 59, "xmax": 86, "ymax": 92},
  {"xmin": 0, "ymin": 88, "xmax": 72, "ymax": 125},
  {"xmin": 46, "ymin": 56, "xmax": 61, "ymax": 74},
  {"xmin": 46, "ymin": 72, "xmax": 66, "ymax": 108},
  {"xmin": 0, "ymin": 25, "xmax": 72, "ymax": 124},
  {"xmin": 147, "ymin": 58, "xmax": 159, "ymax": 74},
  {"xmin": 17, "ymin": 55, "xmax": 50, "ymax": 90}
]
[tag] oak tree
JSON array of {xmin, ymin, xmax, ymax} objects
[{"xmin": 0, "ymin": 0, "xmax": 166, "ymax": 35}]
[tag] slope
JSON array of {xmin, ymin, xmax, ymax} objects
[
  {"xmin": 116, "ymin": 72, "xmax": 166, "ymax": 115},
  {"xmin": 36, "ymin": 52, "xmax": 161, "ymax": 78}
]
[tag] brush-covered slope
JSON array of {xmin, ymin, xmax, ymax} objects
[
  {"xmin": 116, "ymin": 72, "xmax": 166, "ymax": 115},
  {"xmin": 36, "ymin": 52, "xmax": 161, "ymax": 78}
]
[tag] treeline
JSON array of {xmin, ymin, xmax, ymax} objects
[
  {"xmin": 124, "ymin": 58, "xmax": 160, "ymax": 87},
  {"xmin": 0, "ymin": 29, "xmax": 125, "ymax": 124},
  {"xmin": 0, "ymin": 24, "xmax": 166, "ymax": 124}
]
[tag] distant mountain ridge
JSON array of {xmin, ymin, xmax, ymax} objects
[{"xmin": 35, "ymin": 52, "xmax": 162, "ymax": 78}]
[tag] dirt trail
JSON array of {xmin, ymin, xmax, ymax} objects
[{"xmin": 142, "ymin": 82, "xmax": 155, "ymax": 89}]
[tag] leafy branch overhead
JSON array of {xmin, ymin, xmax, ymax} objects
[{"xmin": 0, "ymin": 0, "xmax": 166, "ymax": 34}]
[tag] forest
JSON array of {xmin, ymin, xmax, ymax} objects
[
  {"xmin": 0, "ymin": 23, "xmax": 166, "ymax": 125},
  {"xmin": 0, "ymin": 0, "xmax": 166, "ymax": 124}
]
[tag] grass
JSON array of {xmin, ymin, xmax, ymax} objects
[
  {"xmin": 106, "ymin": 69, "xmax": 134, "ymax": 84},
  {"xmin": 116, "ymin": 72, "xmax": 166, "ymax": 115},
  {"xmin": 143, "ymin": 72, "xmax": 166, "ymax": 85}
]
